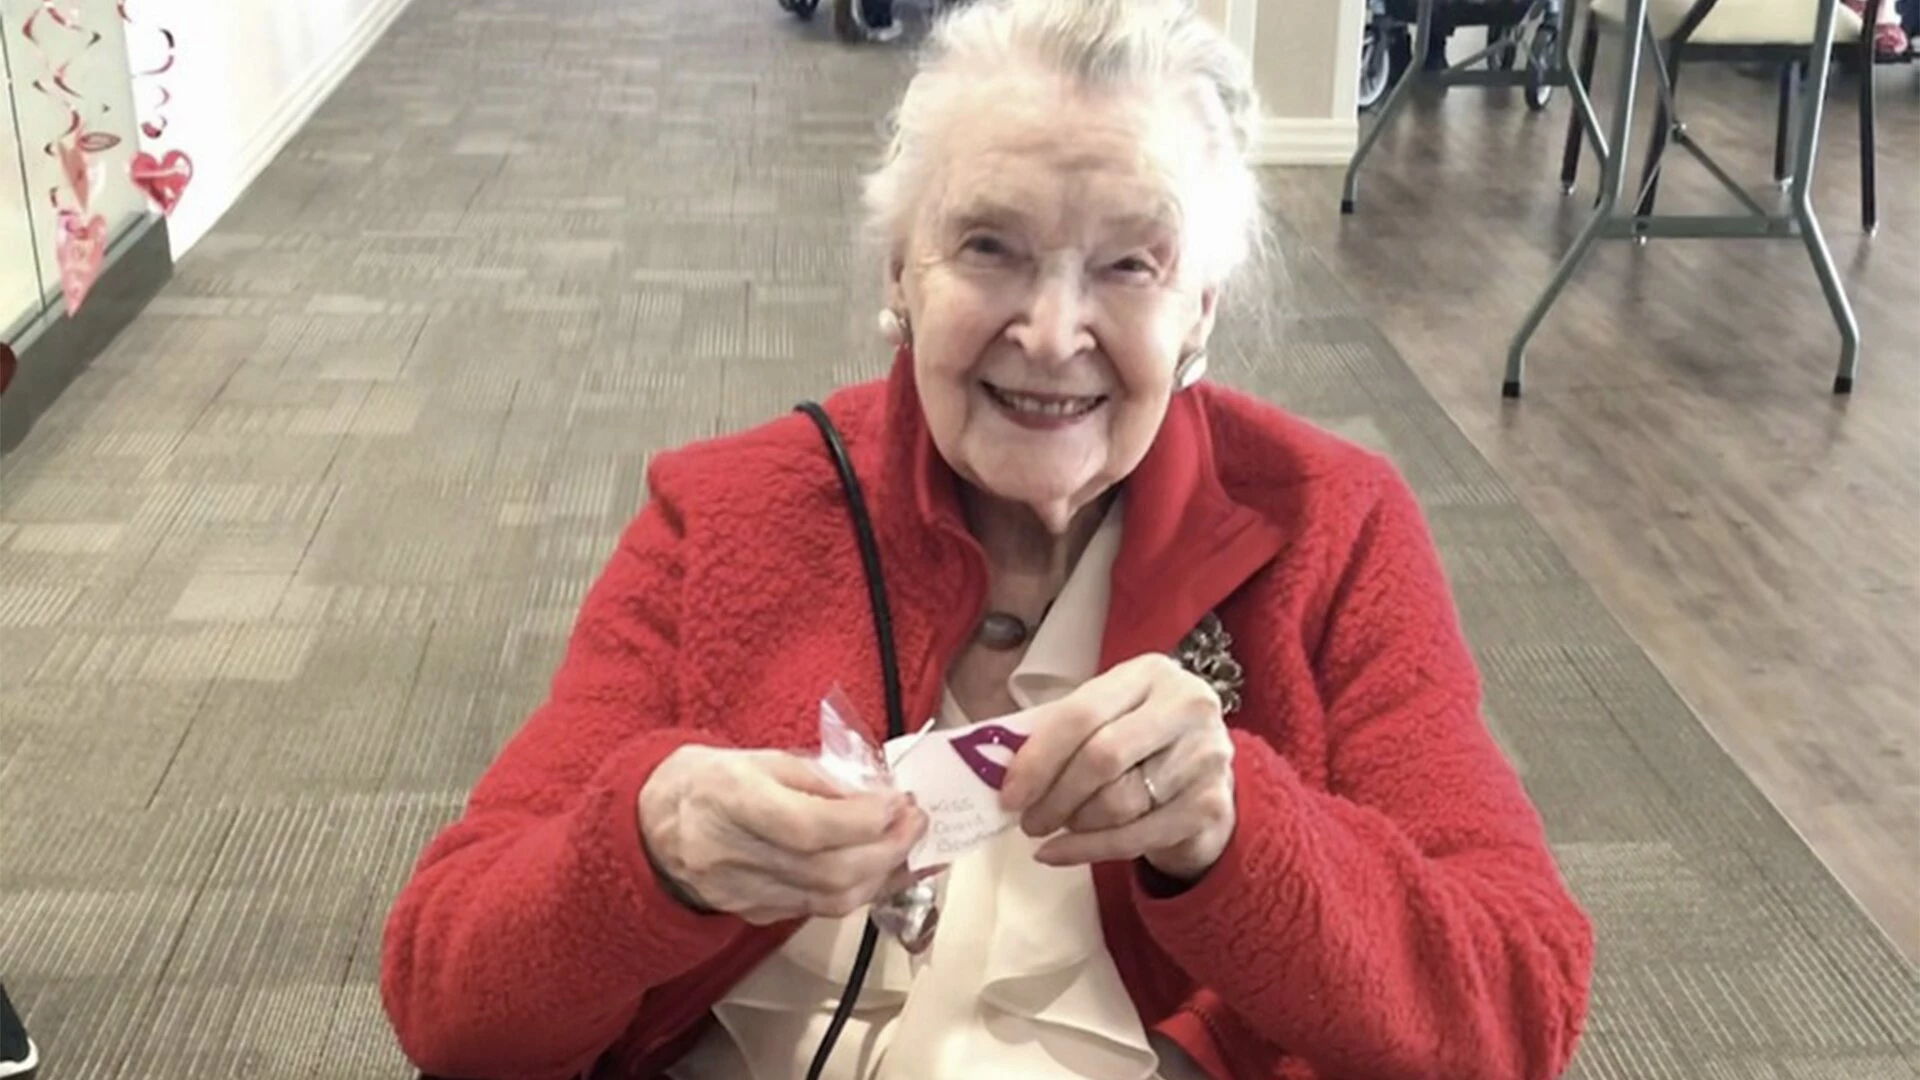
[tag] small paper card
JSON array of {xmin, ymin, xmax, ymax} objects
[{"xmin": 884, "ymin": 715, "xmax": 1034, "ymax": 871}]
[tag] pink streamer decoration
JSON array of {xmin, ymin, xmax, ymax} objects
[
  {"xmin": 12, "ymin": 0, "xmax": 193, "ymax": 314},
  {"xmin": 23, "ymin": 1, "xmax": 111, "ymax": 313},
  {"xmin": 56, "ymin": 131, "xmax": 91, "ymax": 208},
  {"xmin": 119, "ymin": 0, "xmax": 192, "ymax": 215},
  {"xmin": 55, "ymin": 209, "xmax": 107, "ymax": 315}
]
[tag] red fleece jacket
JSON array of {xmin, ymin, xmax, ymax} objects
[{"xmin": 380, "ymin": 356, "xmax": 1593, "ymax": 1080}]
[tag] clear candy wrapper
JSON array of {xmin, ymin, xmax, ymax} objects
[
  {"xmin": 814, "ymin": 686, "xmax": 893, "ymax": 794},
  {"xmin": 812, "ymin": 686, "xmax": 941, "ymax": 953}
]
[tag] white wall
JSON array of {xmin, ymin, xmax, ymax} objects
[
  {"xmin": 1204, "ymin": 0, "xmax": 1366, "ymax": 165},
  {"xmin": 155, "ymin": 0, "xmax": 414, "ymax": 255}
]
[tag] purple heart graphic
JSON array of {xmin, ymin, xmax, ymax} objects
[{"xmin": 948, "ymin": 723, "xmax": 1028, "ymax": 790}]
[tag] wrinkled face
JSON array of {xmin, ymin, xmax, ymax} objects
[{"xmin": 891, "ymin": 71, "xmax": 1219, "ymax": 533}]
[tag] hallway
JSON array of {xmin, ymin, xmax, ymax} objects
[{"xmin": 0, "ymin": 0, "xmax": 1914, "ymax": 1076}]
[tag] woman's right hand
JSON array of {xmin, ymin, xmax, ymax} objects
[{"xmin": 638, "ymin": 746, "xmax": 926, "ymax": 925}]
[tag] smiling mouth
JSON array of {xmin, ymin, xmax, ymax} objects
[{"xmin": 982, "ymin": 382, "xmax": 1108, "ymax": 418}]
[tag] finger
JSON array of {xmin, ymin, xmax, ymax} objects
[
  {"xmin": 780, "ymin": 806, "xmax": 926, "ymax": 894},
  {"xmin": 1022, "ymin": 703, "xmax": 1187, "ymax": 836},
  {"xmin": 1028, "ymin": 667, "xmax": 1224, "ymax": 832},
  {"xmin": 1060, "ymin": 722, "xmax": 1223, "ymax": 834},
  {"xmin": 999, "ymin": 661, "xmax": 1158, "ymax": 811},
  {"xmin": 705, "ymin": 810, "xmax": 925, "ymax": 924},
  {"xmin": 804, "ymin": 817, "xmax": 928, "ymax": 919},
  {"xmin": 760, "ymin": 751, "xmax": 897, "ymax": 802},
  {"xmin": 732, "ymin": 765, "xmax": 905, "ymax": 854},
  {"xmin": 715, "ymin": 823, "xmax": 916, "ymax": 923},
  {"xmin": 1033, "ymin": 783, "xmax": 1206, "ymax": 867},
  {"xmin": 1065, "ymin": 768, "xmax": 1156, "ymax": 833}
]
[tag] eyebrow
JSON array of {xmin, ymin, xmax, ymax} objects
[
  {"xmin": 1103, "ymin": 210, "xmax": 1179, "ymax": 236},
  {"xmin": 947, "ymin": 201, "xmax": 1031, "ymax": 233},
  {"xmin": 945, "ymin": 203, "xmax": 1178, "ymax": 238}
]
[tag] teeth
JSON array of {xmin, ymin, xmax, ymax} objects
[{"xmin": 991, "ymin": 386, "xmax": 1101, "ymax": 417}]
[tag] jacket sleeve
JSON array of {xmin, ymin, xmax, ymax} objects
[
  {"xmin": 1134, "ymin": 468, "xmax": 1593, "ymax": 1080},
  {"xmin": 380, "ymin": 472, "xmax": 746, "ymax": 1080}
]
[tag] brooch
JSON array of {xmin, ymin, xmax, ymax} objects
[{"xmin": 1175, "ymin": 612, "xmax": 1244, "ymax": 716}]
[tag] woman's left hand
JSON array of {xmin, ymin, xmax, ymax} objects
[{"xmin": 999, "ymin": 654, "xmax": 1236, "ymax": 882}]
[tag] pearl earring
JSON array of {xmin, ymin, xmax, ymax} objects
[
  {"xmin": 1176, "ymin": 350, "xmax": 1209, "ymax": 389},
  {"xmin": 878, "ymin": 309, "xmax": 910, "ymax": 347}
]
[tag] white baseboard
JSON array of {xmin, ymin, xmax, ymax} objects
[
  {"xmin": 168, "ymin": 0, "xmax": 415, "ymax": 254},
  {"xmin": 1252, "ymin": 117, "xmax": 1359, "ymax": 167}
]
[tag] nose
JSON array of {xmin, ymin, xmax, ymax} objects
[{"xmin": 1005, "ymin": 263, "xmax": 1093, "ymax": 366}]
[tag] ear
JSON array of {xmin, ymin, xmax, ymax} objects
[
  {"xmin": 884, "ymin": 250, "xmax": 908, "ymax": 313},
  {"xmin": 1181, "ymin": 285, "xmax": 1220, "ymax": 357}
]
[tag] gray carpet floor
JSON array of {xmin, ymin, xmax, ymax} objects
[{"xmin": 1, "ymin": 0, "xmax": 1915, "ymax": 1076}]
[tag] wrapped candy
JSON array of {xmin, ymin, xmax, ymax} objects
[
  {"xmin": 812, "ymin": 688, "xmax": 941, "ymax": 953},
  {"xmin": 812, "ymin": 686, "xmax": 894, "ymax": 793}
]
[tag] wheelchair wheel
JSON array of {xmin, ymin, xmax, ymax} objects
[
  {"xmin": 779, "ymin": 0, "xmax": 819, "ymax": 17},
  {"xmin": 1525, "ymin": 24, "xmax": 1557, "ymax": 109},
  {"xmin": 1359, "ymin": 24, "xmax": 1393, "ymax": 111}
]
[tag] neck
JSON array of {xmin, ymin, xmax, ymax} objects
[{"xmin": 962, "ymin": 487, "xmax": 1111, "ymax": 588}]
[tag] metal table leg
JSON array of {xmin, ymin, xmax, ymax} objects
[
  {"xmin": 1504, "ymin": 0, "xmax": 1650, "ymax": 397},
  {"xmin": 1784, "ymin": 0, "xmax": 1860, "ymax": 392},
  {"xmin": 1342, "ymin": 0, "xmax": 1438, "ymax": 213},
  {"xmin": 1559, "ymin": 0, "xmax": 1611, "ymax": 173}
]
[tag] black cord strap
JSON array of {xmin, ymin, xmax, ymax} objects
[
  {"xmin": 793, "ymin": 400, "xmax": 907, "ymax": 1080},
  {"xmin": 795, "ymin": 401, "xmax": 906, "ymax": 742}
]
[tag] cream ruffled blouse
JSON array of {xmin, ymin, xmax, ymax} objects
[{"xmin": 669, "ymin": 499, "xmax": 1205, "ymax": 1080}]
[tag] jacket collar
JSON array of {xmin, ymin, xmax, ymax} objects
[{"xmin": 865, "ymin": 349, "xmax": 1287, "ymax": 666}]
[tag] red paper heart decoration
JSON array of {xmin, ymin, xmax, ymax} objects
[
  {"xmin": 130, "ymin": 149, "xmax": 192, "ymax": 216},
  {"xmin": 0, "ymin": 342, "xmax": 17, "ymax": 397},
  {"xmin": 56, "ymin": 209, "xmax": 108, "ymax": 315},
  {"xmin": 58, "ymin": 138, "xmax": 92, "ymax": 209}
]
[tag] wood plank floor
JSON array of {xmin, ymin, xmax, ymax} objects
[{"xmin": 1266, "ymin": 59, "xmax": 1920, "ymax": 963}]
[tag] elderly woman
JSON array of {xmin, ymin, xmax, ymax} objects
[{"xmin": 380, "ymin": 1, "xmax": 1593, "ymax": 1078}]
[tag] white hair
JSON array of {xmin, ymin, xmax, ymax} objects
[{"xmin": 862, "ymin": 0, "xmax": 1268, "ymax": 291}]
